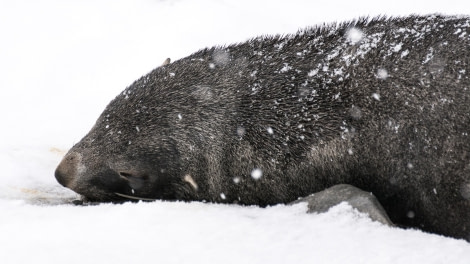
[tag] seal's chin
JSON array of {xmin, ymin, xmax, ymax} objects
[
  {"xmin": 74, "ymin": 188, "xmax": 127, "ymax": 203},
  {"xmin": 76, "ymin": 192, "xmax": 156, "ymax": 204},
  {"xmin": 75, "ymin": 177, "xmax": 171, "ymax": 203},
  {"xmin": 60, "ymin": 175, "xmax": 132, "ymax": 204}
]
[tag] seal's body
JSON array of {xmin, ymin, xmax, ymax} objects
[{"xmin": 56, "ymin": 15, "xmax": 470, "ymax": 240}]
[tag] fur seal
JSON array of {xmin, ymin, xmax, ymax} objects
[{"xmin": 55, "ymin": 15, "xmax": 470, "ymax": 240}]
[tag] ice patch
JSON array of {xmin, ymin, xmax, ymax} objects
[
  {"xmin": 333, "ymin": 92, "xmax": 341, "ymax": 100},
  {"xmin": 392, "ymin": 43, "xmax": 402, "ymax": 52},
  {"xmin": 274, "ymin": 40, "xmax": 288, "ymax": 50},
  {"xmin": 279, "ymin": 63, "xmax": 292, "ymax": 73},
  {"xmin": 308, "ymin": 69, "xmax": 319, "ymax": 77},
  {"xmin": 351, "ymin": 32, "xmax": 385, "ymax": 61},
  {"xmin": 401, "ymin": 50, "xmax": 409, "ymax": 58},
  {"xmin": 327, "ymin": 49, "xmax": 340, "ymax": 60},
  {"xmin": 423, "ymin": 47, "xmax": 434, "ymax": 64},
  {"xmin": 333, "ymin": 68, "xmax": 343, "ymax": 76}
]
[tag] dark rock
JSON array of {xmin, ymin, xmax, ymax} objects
[{"xmin": 292, "ymin": 184, "xmax": 393, "ymax": 226}]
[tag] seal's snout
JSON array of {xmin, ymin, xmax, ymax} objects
[
  {"xmin": 55, "ymin": 166, "xmax": 71, "ymax": 187},
  {"xmin": 55, "ymin": 152, "xmax": 82, "ymax": 188}
]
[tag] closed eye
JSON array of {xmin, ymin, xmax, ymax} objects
[
  {"xmin": 119, "ymin": 171, "xmax": 149, "ymax": 180},
  {"xmin": 119, "ymin": 172, "xmax": 133, "ymax": 178}
]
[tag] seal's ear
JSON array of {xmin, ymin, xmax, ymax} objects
[{"xmin": 161, "ymin": 58, "xmax": 171, "ymax": 66}]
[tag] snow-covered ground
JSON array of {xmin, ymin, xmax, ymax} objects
[{"xmin": 1, "ymin": 0, "xmax": 469, "ymax": 263}]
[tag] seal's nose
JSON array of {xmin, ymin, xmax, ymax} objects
[
  {"xmin": 55, "ymin": 152, "xmax": 81, "ymax": 188},
  {"xmin": 55, "ymin": 166, "xmax": 70, "ymax": 187}
]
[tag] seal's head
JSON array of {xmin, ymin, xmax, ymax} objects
[
  {"xmin": 54, "ymin": 138, "xmax": 187, "ymax": 202},
  {"xmin": 54, "ymin": 118, "xmax": 191, "ymax": 202},
  {"xmin": 55, "ymin": 56, "xmax": 234, "ymax": 203},
  {"xmin": 55, "ymin": 71, "xmax": 198, "ymax": 202}
]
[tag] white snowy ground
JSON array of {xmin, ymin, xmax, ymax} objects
[{"xmin": 1, "ymin": 0, "xmax": 470, "ymax": 263}]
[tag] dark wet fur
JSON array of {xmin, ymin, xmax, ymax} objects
[{"xmin": 56, "ymin": 15, "xmax": 470, "ymax": 240}]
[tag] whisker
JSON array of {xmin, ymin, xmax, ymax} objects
[{"xmin": 114, "ymin": 192, "xmax": 157, "ymax": 201}]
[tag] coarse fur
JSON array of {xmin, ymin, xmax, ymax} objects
[{"xmin": 56, "ymin": 15, "xmax": 470, "ymax": 240}]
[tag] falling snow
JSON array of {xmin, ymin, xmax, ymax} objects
[
  {"xmin": 372, "ymin": 93, "xmax": 381, "ymax": 101},
  {"xmin": 346, "ymin": 27, "xmax": 363, "ymax": 44},
  {"xmin": 461, "ymin": 183, "xmax": 470, "ymax": 199},
  {"xmin": 236, "ymin": 126, "xmax": 246, "ymax": 137},
  {"xmin": 401, "ymin": 49, "xmax": 410, "ymax": 58},
  {"xmin": 377, "ymin": 69, "xmax": 388, "ymax": 79},
  {"xmin": 251, "ymin": 168, "xmax": 263, "ymax": 180},
  {"xmin": 267, "ymin": 127, "xmax": 274, "ymax": 134},
  {"xmin": 1, "ymin": 1, "xmax": 470, "ymax": 263},
  {"xmin": 213, "ymin": 49, "xmax": 231, "ymax": 66}
]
